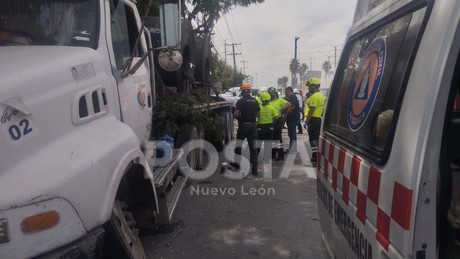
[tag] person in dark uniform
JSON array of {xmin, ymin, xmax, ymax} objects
[
  {"xmin": 284, "ymin": 86, "xmax": 301, "ymax": 152},
  {"xmin": 232, "ymin": 82, "xmax": 260, "ymax": 175}
]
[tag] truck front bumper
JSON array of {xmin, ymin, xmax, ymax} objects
[{"xmin": 36, "ymin": 227, "xmax": 104, "ymax": 259}]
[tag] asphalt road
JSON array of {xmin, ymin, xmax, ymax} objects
[{"xmin": 141, "ymin": 131, "xmax": 325, "ymax": 259}]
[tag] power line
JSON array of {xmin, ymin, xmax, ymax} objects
[
  {"xmin": 213, "ymin": 27, "xmax": 224, "ymax": 43},
  {"xmin": 225, "ymin": 42, "xmax": 242, "ymax": 71},
  {"xmin": 223, "ymin": 15, "xmax": 236, "ymax": 43},
  {"xmin": 230, "ymin": 10, "xmax": 241, "ymax": 43}
]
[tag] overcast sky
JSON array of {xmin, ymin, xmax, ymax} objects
[{"xmin": 212, "ymin": 0, "xmax": 358, "ymax": 89}]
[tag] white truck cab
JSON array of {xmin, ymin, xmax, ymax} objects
[
  {"xmin": 0, "ymin": 0, "xmax": 185, "ymax": 258},
  {"xmin": 317, "ymin": 0, "xmax": 460, "ymax": 258}
]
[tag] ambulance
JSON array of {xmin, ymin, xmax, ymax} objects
[{"xmin": 316, "ymin": 0, "xmax": 460, "ymax": 258}]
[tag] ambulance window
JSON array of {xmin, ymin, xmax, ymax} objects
[{"xmin": 324, "ymin": 7, "xmax": 427, "ymax": 163}]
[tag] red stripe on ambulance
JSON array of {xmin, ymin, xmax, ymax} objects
[
  {"xmin": 367, "ymin": 167, "xmax": 381, "ymax": 204},
  {"xmin": 329, "ymin": 141, "xmax": 335, "ymax": 162},
  {"xmin": 339, "ymin": 147, "xmax": 346, "ymax": 173},
  {"xmin": 377, "ymin": 208, "xmax": 391, "ymax": 250},
  {"xmin": 391, "ymin": 182, "xmax": 413, "ymax": 230},
  {"xmin": 318, "ymin": 135, "xmax": 413, "ymax": 253},
  {"xmin": 356, "ymin": 190, "xmax": 367, "ymax": 224},
  {"xmin": 350, "ymin": 156, "xmax": 361, "ymax": 185}
]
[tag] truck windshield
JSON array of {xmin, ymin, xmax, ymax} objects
[{"xmin": 0, "ymin": 0, "xmax": 97, "ymax": 48}]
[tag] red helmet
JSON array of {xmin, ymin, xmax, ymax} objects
[{"xmin": 240, "ymin": 82, "xmax": 252, "ymax": 91}]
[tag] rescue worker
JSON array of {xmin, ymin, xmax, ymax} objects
[
  {"xmin": 254, "ymin": 92, "xmax": 262, "ymax": 105},
  {"xmin": 303, "ymin": 90, "xmax": 314, "ymax": 129},
  {"xmin": 268, "ymin": 87, "xmax": 291, "ymax": 161},
  {"xmin": 299, "ymin": 89, "xmax": 305, "ymax": 120},
  {"xmin": 304, "ymin": 77, "xmax": 326, "ymax": 165},
  {"xmin": 232, "ymin": 82, "xmax": 260, "ymax": 175},
  {"xmin": 284, "ymin": 86, "xmax": 301, "ymax": 152},
  {"xmin": 257, "ymin": 92, "xmax": 278, "ymax": 157},
  {"xmin": 294, "ymin": 88, "xmax": 304, "ymax": 134}
]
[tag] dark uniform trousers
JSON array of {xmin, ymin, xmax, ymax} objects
[
  {"xmin": 257, "ymin": 123, "xmax": 274, "ymax": 156},
  {"xmin": 272, "ymin": 118, "xmax": 285, "ymax": 160},
  {"xmin": 235, "ymin": 121, "xmax": 258, "ymax": 172},
  {"xmin": 307, "ymin": 117, "xmax": 322, "ymax": 162}
]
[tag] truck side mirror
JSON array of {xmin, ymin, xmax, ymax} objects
[{"xmin": 159, "ymin": 2, "xmax": 181, "ymax": 48}]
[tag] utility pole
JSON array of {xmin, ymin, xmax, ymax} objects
[
  {"xmin": 224, "ymin": 39, "xmax": 227, "ymax": 65},
  {"xmin": 334, "ymin": 45, "xmax": 337, "ymax": 69},
  {"xmin": 293, "ymin": 36, "xmax": 300, "ymax": 88},
  {"xmin": 240, "ymin": 60, "xmax": 248, "ymax": 74},
  {"xmin": 226, "ymin": 42, "xmax": 241, "ymax": 72},
  {"xmin": 294, "ymin": 36, "xmax": 300, "ymax": 60},
  {"xmin": 232, "ymin": 43, "xmax": 237, "ymax": 71}
]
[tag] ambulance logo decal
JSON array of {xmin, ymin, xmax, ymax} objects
[{"xmin": 347, "ymin": 37, "xmax": 386, "ymax": 131}]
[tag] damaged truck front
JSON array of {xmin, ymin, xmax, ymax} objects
[{"xmin": 0, "ymin": 0, "xmax": 197, "ymax": 258}]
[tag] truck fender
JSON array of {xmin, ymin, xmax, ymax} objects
[{"xmin": 98, "ymin": 148, "xmax": 157, "ymax": 223}]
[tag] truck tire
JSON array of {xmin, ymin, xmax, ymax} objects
[
  {"xmin": 104, "ymin": 200, "xmax": 145, "ymax": 259},
  {"xmin": 214, "ymin": 116, "xmax": 226, "ymax": 151},
  {"xmin": 194, "ymin": 36, "xmax": 211, "ymax": 87},
  {"xmin": 224, "ymin": 111, "xmax": 234, "ymax": 143},
  {"xmin": 159, "ymin": 19, "xmax": 196, "ymax": 91},
  {"xmin": 176, "ymin": 125, "xmax": 198, "ymax": 170},
  {"xmin": 196, "ymin": 126, "xmax": 207, "ymax": 170}
]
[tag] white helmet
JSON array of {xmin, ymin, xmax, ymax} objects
[{"xmin": 293, "ymin": 88, "xmax": 299, "ymax": 94}]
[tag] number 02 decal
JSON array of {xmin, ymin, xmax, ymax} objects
[
  {"xmin": 0, "ymin": 107, "xmax": 38, "ymax": 145},
  {"xmin": 9, "ymin": 119, "xmax": 33, "ymax": 141}
]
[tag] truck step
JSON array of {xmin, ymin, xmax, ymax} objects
[
  {"xmin": 152, "ymin": 149, "xmax": 183, "ymax": 188},
  {"xmin": 157, "ymin": 175, "xmax": 188, "ymax": 224}
]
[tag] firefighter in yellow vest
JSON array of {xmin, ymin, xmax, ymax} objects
[
  {"xmin": 255, "ymin": 92, "xmax": 262, "ymax": 106},
  {"xmin": 257, "ymin": 92, "xmax": 278, "ymax": 158},
  {"xmin": 268, "ymin": 87, "xmax": 291, "ymax": 161},
  {"xmin": 304, "ymin": 78, "xmax": 326, "ymax": 165}
]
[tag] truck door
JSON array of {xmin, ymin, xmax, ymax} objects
[{"xmin": 109, "ymin": 0, "xmax": 153, "ymax": 141}]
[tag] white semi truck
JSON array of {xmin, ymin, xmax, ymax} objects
[{"xmin": 0, "ymin": 0, "xmax": 232, "ymax": 258}]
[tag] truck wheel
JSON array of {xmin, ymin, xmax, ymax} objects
[
  {"xmin": 214, "ymin": 116, "xmax": 226, "ymax": 151},
  {"xmin": 177, "ymin": 125, "xmax": 198, "ymax": 170},
  {"xmin": 196, "ymin": 126, "xmax": 206, "ymax": 170},
  {"xmin": 224, "ymin": 111, "xmax": 234, "ymax": 143},
  {"xmin": 104, "ymin": 200, "xmax": 145, "ymax": 259},
  {"xmin": 194, "ymin": 36, "xmax": 211, "ymax": 87}
]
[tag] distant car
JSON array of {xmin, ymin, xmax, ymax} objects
[{"xmin": 217, "ymin": 91, "xmax": 240, "ymax": 107}]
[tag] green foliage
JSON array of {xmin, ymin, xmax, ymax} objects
[
  {"xmin": 136, "ymin": 0, "xmax": 264, "ymax": 35},
  {"xmin": 211, "ymin": 53, "xmax": 233, "ymax": 86},
  {"xmin": 152, "ymin": 89, "xmax": 224, "ymax": 142},
  {"xmin": 299, "ymin": 63, "xmax": 308, "ymax": 78},
  {"xmin": 186, "ymin": 0, "xmax": 265, "ymax": 35},
  {"xmin": 289, "ymin": 58, "xmax": 300, "ymax": 74},
  {"xmin": 231, "ymin": 72, "xmax": 246, "ymax": 88},
  {"xmin": 211, "ymin": 53, "xmax": 246, "ymax": 91},
  {"xmin": 277, "ymin": 76, "xmax": 289, "ymax": 88}
]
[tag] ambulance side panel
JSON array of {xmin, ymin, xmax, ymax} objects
[{"xmin": 317, "ymin": 0, "xmax": 460, "ymax": 258}]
